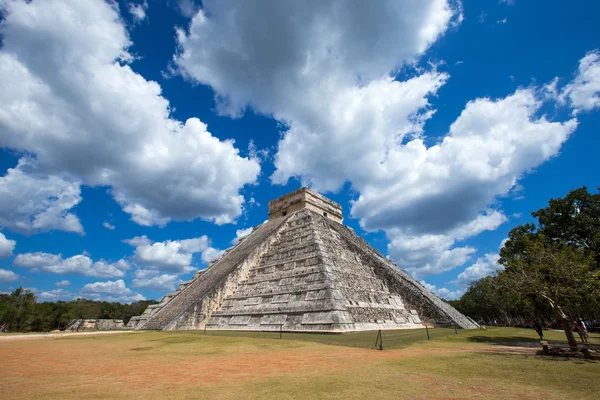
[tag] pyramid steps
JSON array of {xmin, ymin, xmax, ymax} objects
[{"xmin": 132, "ymin": 187, "xmax": 478, "ymax": 332}]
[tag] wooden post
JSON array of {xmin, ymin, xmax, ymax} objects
[
  {"xmin": 280, "ymin": 324, "xmax": 282, "ymax": 339},
  {"xmin": 374, "ymin": 329, "xmax": 383, "ymax": 350},
  {"xmin": 454, "ymin": 323, "xmax": 457, "ymax": 335},
  {"xmin": 425, "ymin": 325, "xmax": 430, "ymax": 340},
  {"xmin": 204, "ymin": 324, "xmax": 207, "ymax": 335}
]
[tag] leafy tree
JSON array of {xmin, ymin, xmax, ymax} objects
[
  {"xmin": 533, "ymin": 186, "xmax": 600, "ymax": 264},
  {"xmin": 0, "ymin": 288, "xmax": 37, "ymax": 332},
  {"xmin": 0, "ymin": 288, "xmax": 158, "ymax": 332},
  {"xmin": 498, "ymin": 235, "xmax": 598, "ymax": 347}
]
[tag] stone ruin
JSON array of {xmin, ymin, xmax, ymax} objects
[
  {"xmin": 66, "ymin": 319, "xmax": 125, "ymax": 331},
  {"xmin": 129, "ymin": 188, "xmax": 478, "ymax": 332}
]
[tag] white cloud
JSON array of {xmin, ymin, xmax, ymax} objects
[
  {"xmin": 175, "ymin": 0, "xmax": 199, "ymax": 18},
  {"xmin": 102, "ymin": 222, "xmax": 115, "ymax": 230},
  {"xmin": 175, "ymin": 0, "xmax": 457, "ymax": 119},
  {"xmin": 232, "ymin": 227, "xmax": 253, "ymax": 245},
  {"xmin": 13, "ymin": 252, "xmax": 130, "ymax": 278},
  {"xmin": 0, "ymin": 0, "xmax": 260, "ymax": 230},
  {"xmin": 0, "ymin": 268, "xmax": 19, "ymax": 283},
  {"xmin": 122, "ymin": 235, "xmax": 151, "ymax": 247},
  {"xmin": 454, "ymin": 253, "xmax": 502, "ymax": 286},
  {"xmin": 352, "ymin": 89, "xmax": 576, "ymax": 276},
  {"xmin": 201, "ymin": 247, "xmax": 224, "ymax": 263},
  {"xmin": 81, "ymin": 279, "xmax": 131, "ymax": 295},
  {"xmin": 497, "ymin": 18, "xmax": 507, "ymax": 24},
  {"xmin": 0, "ymin": 232, "xmax": 16, "ymax": 258},
  {"xmin": 80, "ymin": 279, "xmax": 145, "ymax": 303},
  {"xmin": 37, "ymin": 288, "xmax": 75, "ymax": 301},
  {"xmin": 560, "ymin": 50, "xmax": 600, "ymax": 114},
  {"xmin": 0, "ymin": 158, "xmax": 83, "ymax": 234},
  {"xmin": 420, "ymin": 280, "xmax": 463, "ymax": 300},
  {"xmin": 55, "ymin": 280, "xmax": 71, "ymax": 287},
  {"xmin": 125, "ymin": 235, "xmax": 221, "ymax": 273},
  {"xmin": 453, "ymin": 239, "xmax": 506, "ymax": 286},
  {"xmin": 173, "ymin": 0, "xmax": 580, "ymax": 279},
  {"xmin": 132, "ymin": 269, "xmax": 180, "ymax": 291},
  {"xmin": 128, "ymin": 1, "xmax": 148, "ymax": 22}
]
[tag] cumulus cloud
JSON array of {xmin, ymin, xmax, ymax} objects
[
  {"xmin": 0, "ymin": 0, "xmax": 260, "ymax": 230},
  {"xmin": 175, "ymin": 0, "xmax": 457, "ymax": 119},
  {"xmin": 125, "ymin": 235, "xmax": 222, "ymax": 273},
  {"xmin": 232, "ymin": 227, "xmax": 253, "ymax": 245},
  {"xmin": 560, "ymin": 50, "xmax": 600, "ymax": 114},
  {"xmin": 358, "ymin": 89, "xmax": 576, "ymax": 276},
  {"xmin": 387, "ymin": 211, "xmax": 507, "ymax": 278},
  {"xmin": 80, "ymin": 279, "xmax": 144, "ymax": 303},
  {"xmin": 102, "ymin": 222, "xmax": 115, "ymax": 230},
  {"xmin": 81, "ymin": 279, "xmax": 131, "ymax": 295},
  {"xmin": 13, "ymin": 252, "xmax": 130, "ymax": 278},
  {"xmin": 173, "ymin": 0, "xmax": 582, "ymax": 278},
  {"xmin": 420, "ymin": 280, "xmax": 464, "ymax": 300},
  {"xmin": 200, "ymin": 247, "xmax": 225, "ymax": 263},
  {"xmin": 0, "ymin": 268, "xmax": 19, "ymax": 283},
  {"xmin": 37, "ymin": 288, "xmax": 75, "ymax": 301},
  {"xmin": 0, "ymin": 232, "xmax": 16, "ymax": 258},
  {"xmin": 55, "ymin": 280, "xmax": 71, "ymax": 287},
  {"xmin": 454, "ymin": 253, "xmax": 502, "ymax": 286},
  {"xmin": 132, "ymin": 269, "xmax": 180, "ymax": 291},
  {"xmin": 453, "ymin": 239, "xmax": 506, "ymax": 286},
  {"xmin": 0, "ymin": 159, "xmax": 83, "ymax": 234},
  {"xmin": 128, "ymin": 1, "xmax": 148, "ymax": 22},
  {"xmin": 175, "ymin": 0, "xmax": 199, "ymax": 17}
]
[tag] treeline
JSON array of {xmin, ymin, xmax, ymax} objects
[
  {"xmin": 449, "ymin": 187, "xmax": 600, "ymax": 332},
  {"xmin": 0, "ymin": 288, "xmax": 157, "ymax": 333}
]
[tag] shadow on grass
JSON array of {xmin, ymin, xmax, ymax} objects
[{"xmin": 467, "ymin": 335, "xmax": 542, "ymax": 347}]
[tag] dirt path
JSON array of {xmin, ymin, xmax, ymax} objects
[{"xmin": 0, "ymin": 330, "xmax": 138, "ymax": 341}]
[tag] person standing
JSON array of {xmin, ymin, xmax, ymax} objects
[
  {"xmin": 533, "ymin": 318, "xmax": 544, "ymax": 340},
  {"xmin": 575, "ymin": 319, "xmax": 588, "ymax": 343}
]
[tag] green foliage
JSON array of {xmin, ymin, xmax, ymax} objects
[
  {"xmin": 0, "ymin": 288, "xmax": 157, "ymax": 332},
  {"xmin": 454, "ymin": 186, "xmax": 600, "ymax": 322},
  {"xmin": 497, "ymin": 235, "xmax": 598, "ymax": 317}
]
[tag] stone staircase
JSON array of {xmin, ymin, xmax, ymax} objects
[{"xmin": 140, "ymin": 216, "xmax": 290, "ymax": 330}]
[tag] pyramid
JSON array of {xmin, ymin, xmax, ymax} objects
[{"xmin": 129, "ymin": 188, "xmax": 478, "ymax": 332}]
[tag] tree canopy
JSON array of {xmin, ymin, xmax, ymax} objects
[
  {"xmin": 453, "ymin": 186, "xmax": 600, "ymax": 330},
  {"xmin": 0, "ymin": 288, "xmax": 157, "ymax": 333}
]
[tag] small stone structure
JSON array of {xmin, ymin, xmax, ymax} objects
[
  {"xmin": 131, "ymin": 188, "xmax": 478, "ymax": 332},
  {"xmin": 66, "ymin": 319, "xmax": 125, "ymax": 331}
]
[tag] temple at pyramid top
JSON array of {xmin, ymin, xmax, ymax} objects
[
  {"xmin": 268, "ymin": 187, "xmax": 343, "ymax": 223},
  {"xmin": 128, "ymin": 188, "xmax": 478, "ymax": 332}
]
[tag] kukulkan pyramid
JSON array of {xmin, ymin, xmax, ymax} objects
[{"xmin": 128, "ymin": 188, "xmax": 478, "ymax": 332}]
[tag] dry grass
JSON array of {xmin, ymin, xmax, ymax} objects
[{"xmin": 0, "ymin": 328, "xmax": 598, "ymax": 400}]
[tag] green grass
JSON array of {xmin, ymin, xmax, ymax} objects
[
  {"xmin": 1, "ymin": 327, "xmax": 598, "ymax": 400},
  {"xmin": 177, "ymin": 325, "xmax": 600, "ymax": 350}
]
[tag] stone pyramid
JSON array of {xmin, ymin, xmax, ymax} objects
[{"xmin": 129, "ymin": 188, "xmax": 477, "ymax": 332}]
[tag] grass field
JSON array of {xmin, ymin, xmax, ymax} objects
[{"xmin": 1, "ymin": 327, "xmax": 598, "ymax": 400}]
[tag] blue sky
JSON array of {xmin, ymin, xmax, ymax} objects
[{"xmin": 0, "ymin": 0, "xmax": 599, "ymax": 303}]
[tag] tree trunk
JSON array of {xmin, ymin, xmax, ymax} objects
[
  {"xmin": 555, "ymin": 305, "xmax": 578, "ymax": 349},
  {"xmin": 540, "ymin": 294, "xmax": 578, "ymax": 349}
]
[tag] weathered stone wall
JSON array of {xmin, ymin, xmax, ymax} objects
[
  {"xmin": 268, "ymin": 187, "xmax": 343, "ymax": 223},
  {"xmin": 312, "ymin": 213, "xmax": 422, "ymax": 330},
  {"xmin": 325, "ymin": 218, "xmax": 478, "ymax": 329},
  {"xmin": 66, "ymin": 319, "xmax": 125, "ymax": 330},
  {"xmin": 207, "ymin": 211, "xmax": 354, "ymax": 331},
  {"xmin": 135, "ymin": 200, "xmax": 477, "ymax": 332},
  {"xmin": 140, "ymin": 216, "xmax": 291, "ymax": 330}
]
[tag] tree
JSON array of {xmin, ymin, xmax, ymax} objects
[
  {"xmin": 0, "ymin": 288, "xmax": 38, "ymax": 332},
  {"xmin": 497, "ymin": 235, "xmax": 598, "ymax": 348},
  {"xmin": 0, "ymin": 288, "xmax": 158, "ymax": 332},
  {"xmin": 532, "ymin": 186, "xmax": 600, "ymax": 265}
]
